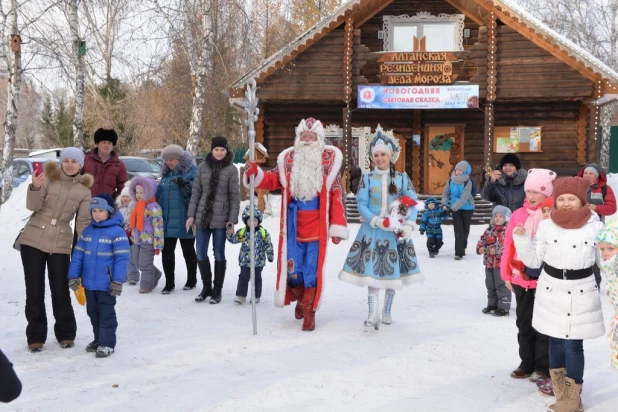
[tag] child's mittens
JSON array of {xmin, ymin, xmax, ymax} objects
[
  {"xmin": 68, "ymin": 278, "xmax": 81, "ymax": 292},
  {"xmin": 419, "ymin": 230, "xmax": 425, "ymax": 235},
  {"xmin": 110, "ymin": 281, "xmax": 123, "ymax": 297},
  {"xmin": 155, "ymin": 249, "xmax": 160, "ymax": 255}
]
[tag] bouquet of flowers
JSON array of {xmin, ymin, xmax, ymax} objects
[{"xmin": 382, "ymin": 196, "xmax": 417, "ymax": 240}]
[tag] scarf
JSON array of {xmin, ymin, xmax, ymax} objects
[
  {"xmin": 200, "ymin": 152, "xmax": 231, "ymax": 228},
  {"xmin": 450, "ymin": 171, "xmax": 468, "ymax": 185},
  {"xmin": 550, "ymin": 207, "xmax": 591, "ymax": 230},
  {"xmin": 522, "ymin": 199, "xmax": 544, "ymax": 240},
  {"xmin": 130, "ymin": 196, "xmax": 156, "ymax": 231}
]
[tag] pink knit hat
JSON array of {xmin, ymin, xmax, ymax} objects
[{"xmin": 524, "ymin": 168, "xmax": 556, "ymax": 197}]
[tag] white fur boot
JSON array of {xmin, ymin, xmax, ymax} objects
[
  {"xmin": 364, "ymin": 294, "xmax": 380, "ymax": 330},
  {"xmin": 381, "ymin": 290, "xmax": 395, "ymax": 324}
]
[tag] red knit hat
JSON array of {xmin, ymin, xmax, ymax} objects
[
  {"xmin": 541, "ymin": 197, "xmax": 554, "ymax": 209},
  {"xmin": 552, "ymin": 177, "xmax": 589, "ymax": 205}
]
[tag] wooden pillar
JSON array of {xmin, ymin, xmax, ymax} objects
[
  {"xmin": 343, "ymin": 14, "xmax": 354, "ymax": 170},
  {"xmin": 412, "ymin": 110, "xmax": 421, "ymax": 190},
  {"xmin": 576, "ymin": 104, "xmax": 588, "ymax": 165},
  {"xmin": 484, "ymin": 12, "xmax": 498, "ymax": 167}
]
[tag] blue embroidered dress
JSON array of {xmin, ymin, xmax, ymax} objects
[{"xmin": 339, "ymin": 168, "xmax": 423, "ymax": 288}]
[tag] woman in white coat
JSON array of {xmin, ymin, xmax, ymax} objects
[{"xmin": 513, "ymin": 177, "xmax": 604, "ymax": 412}]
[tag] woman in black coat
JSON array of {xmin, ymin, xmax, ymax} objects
[{"xmin": 481, "ymin": 153, "xmax": 528, "ymax": 212}]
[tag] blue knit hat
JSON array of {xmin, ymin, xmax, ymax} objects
[
  {"xmin": 425, "ymin": 198, "xmax": 439, "ymax": 207},
  {"xmin": 89, "ymin": 193, "xmax": 115, "ymax": 217}
]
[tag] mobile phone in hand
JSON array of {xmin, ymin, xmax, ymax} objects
[{"xmin": 32, "ymin": 162, "xmax": 44, "ymax": 177}]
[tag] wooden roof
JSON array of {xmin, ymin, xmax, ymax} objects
[{"xmin": 228, "ymin": 0, "xmax": 618, "ymax": 96}]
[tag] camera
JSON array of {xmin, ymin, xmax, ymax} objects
[{"xmin": 495, "ymin": 163, "xmax": 501, "ymax": 170}]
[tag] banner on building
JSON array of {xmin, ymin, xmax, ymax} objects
[{"xmin": 357, "ymin": 85, "xmax": 479, "ymax": 109}]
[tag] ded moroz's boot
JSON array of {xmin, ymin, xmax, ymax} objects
[
  {"xmin": 195, "ymin": 258, "xmax": 213, "ymax": 302},
  {"xmin": 301, "ymin": 287, "xmax": 317, "ymax": 331},
  {"xmin": 210, "ymin": 260, "xmax": 226, "ymax": 304},
  {"xmin": 290, "ymin": 285, "xmax": 305, "ymax": 319},
  {"xmin": 381, "ymin": 290, "xmax": 395, "ymax": 325},
  {"xmin": 365, "ymin": 294, "xmax": 379, "ymax": 330}
]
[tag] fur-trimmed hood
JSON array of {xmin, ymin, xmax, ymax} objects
[
  {"xmin": 45, "ymin": 160, "xmax": 94, "ymax": 188},
  {"xmin": 161, "ymin": 150, "xmax": 196, "ymax": 176},
  {"xmin": 496, "ymin": 168, "xmax": 527, "ymax": 187},
  {"xmin": 115, "ymin": 181, "xmax": 131, "ymax": 208},
  {"xmin": 129, "ymin": 175, "xmax": 157, "ymax": 201}
]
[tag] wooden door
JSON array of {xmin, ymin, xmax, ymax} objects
[
  {"xmin": 393, "ymin": 133, "xmax": 406, "ymax": 173},
  {"xmin": 424, "ymin": 124, "xmax": 465, "ymax": 195}
]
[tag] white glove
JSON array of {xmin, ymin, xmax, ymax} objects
[
  {"xmin": 402, "ymin": 223, "xmax": 414, "ymax": 240},
  {"xmin": 376, "ymin": 218, "xmax": 387, "ymax": 230}
]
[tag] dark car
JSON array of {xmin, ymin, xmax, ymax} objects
[
  {"xmin": 9, "ymin": 158, "xmax": 59, "ymax": 188},
  {"xmin": 119, "ymin": 156, "xmax": 162, "ymax": 181}
]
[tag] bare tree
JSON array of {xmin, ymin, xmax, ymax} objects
[{"xmin": 68, "ymin": 0, "xmax": 85, "ymax": 147}]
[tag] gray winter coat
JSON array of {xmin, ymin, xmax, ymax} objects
[{"xmin": 187, "ymin": 151, "xmax": 240, "ymax": 229}]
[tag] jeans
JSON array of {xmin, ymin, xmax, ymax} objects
[
  {"xmin": 196, "ymin": 228, "xmax": 227, "ymax": 261},
  {"xmin": 549, "ymin": 337, "xmax": 585, "ymax": 384}
]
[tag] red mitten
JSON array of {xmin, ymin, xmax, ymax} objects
[
  {"xmin": 155, "ymin": 250, "xmax": 160, "ymax": 256},
  {"xmin": 383, "ymin": 217, "xmax": 390, "ymax": 228},
  {"xmin": 245, "ymin": 161, "xmax": 259, "ymax": 178}
]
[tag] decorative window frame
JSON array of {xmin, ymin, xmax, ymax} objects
[
  {"xmin": 383, "ymin": 12, "xmax": 465, "ymax": 52},
  {"xmin": 324, "ymin": 125, "xmax": 373, "ymax": 173}
]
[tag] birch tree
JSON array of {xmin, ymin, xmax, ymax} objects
[
  {"xmin": 1, "ymin": 0, "xmax": 22, "ymax": 203},
  {"xmin": 68, "ymin": 0, "xmax": 85, "ymax": 147}
]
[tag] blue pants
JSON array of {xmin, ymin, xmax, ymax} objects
[
  {"xmin": 85, "ymin": 290, "xmax": 118, "ymax": 349},
  {"xmin": 549, "ymin": 337, "xmax": 585, "ymax": 384},
  {"xmin": 196, "ymin": 228, "xmax": 226, "ymax": 261},
  {"xmin": 236, "ymin": 266, "xmax": 263, "ymax": 298},
  {"xmin": 287, "ymin": 241, "xmax": 319, "ymax": 288}
]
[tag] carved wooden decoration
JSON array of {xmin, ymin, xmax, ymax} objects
[
  {"xmin": 343, "ymin": 15, "xmax": 354, "ymax": 104},
  {"xmin": 484, "ymin": 12, "xmax": 497, "ymax": 167}
]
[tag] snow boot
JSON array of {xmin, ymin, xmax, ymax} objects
[
  {"xmin": 235, "ymin": 296, "xmax": 246, "ymax": 304},
  {"xmin": 364, "ymin": 294, "xmax": 379, "ymax": 330},
  {"xmin": 162, "ymin": 257, "xmax": 175, "ymax": 294},
  {"xmin": 290, "ymin": 285, "xmax": 305, "ymax": 319},
  {"xmin": 183, "ymin": 258, "xmax": 197, "ymax": 290},
  {"xmin": 381, "ymin": 290, "xmax": 395, "ymax": 325},
  {"xmin": 492, "ymin": 308, "xmax": 509, "ymax": 317},
  {"xmin": 482, "ymin": 305, "xmax": 498, "ymax": 314},
  {"xmin": 195, "ymin": 258, "xmax": 213, "ymax": 302},
  {"xmin": 546, "ymin": 368, "xmax": 567, "ymax": 411},
  {"xmin": 59, "ymin": 340, "xmax": 74, "ymax": 349},
  {"xmin": 85, "ymin": 341, "xmax": 98, "ymax": 353},
  {"xmin": 96, "ymin": 346, "xmax": 114, "ymax": 358},
  {"xmin": 548, "ymin": 376, "xmax": 583, "ymax": 412},
  {"xmin": 210, "ymin": 260, "xmax": 226, "ymax": 304},
  {"xmin": 28, "ymin": 343, "xmax": 43, "ymax": 353},
  {"xmin": 301, "ymin": 287, "xmax": 316, "ymax": 331},
  {"xmin": 537, "ymin": 378, "xmax": 554, "ymax": 397}
]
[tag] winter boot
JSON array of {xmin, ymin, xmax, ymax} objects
[
  {"xmin": 210, "ymin": 260, "xmax": 226, "ymax": 304},
  {"xmin": 96, "ymin": 346, "xmax": 114, "ymax": 358},
  {"xmin": 162, "ymin": 258, "xmax": 175, "ymax": 294},
  {"xmin": 183, "ymin": 258, "xmax": 197, "ymax": 290},
  {"xmin": 548, "ymin": 376, "xmax": 583, "ymax": 412},
  {"xmin": 365, "ymin": 294, "xmax": 379, "ymax": 330},
  {"xmin": 234, "ymin": 296, "xmax": 246, "ymax": 304},
  {"xmin": 301, "ymin": 287, "xmax": 317, "ymax": 331},
  {"xmin": 546, "ymin": 368, "xmax": 567, "ymax": 411},
  {"xmin": 85, "ymin": 341, "xmax": 99, "ymax": 353},
  {"xmin": 481, "ymin": 305, "xmax": 498, "ymax": 314},
  {"xmin": 195, "ymin": 259, "xmax": 213, "ymax": 302},
  {"xmin": 381, "ymin": 290, "xmax": 395, "ymax": 325},
  {"xmin": 290, "ymin": 285, "xmax": 305, "ymax": 319}
]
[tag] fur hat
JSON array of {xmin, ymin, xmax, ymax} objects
[
  {"xmin": 455, "ymin": 160, "xmax": 470, "ymax": 174},
  {"xmin": 242, "ymin": 205, "xmax": 263, "ymax": 225},
  {"xmin": 161, "ymin": 144, "xmax": 185, "ymax": 161},
  {"xmin": 524, "ymin": 168, "xmax": 556, "ymax": 197},
  {"xmin": 541, "ymin": 197, "xmax": 554, "ymax": 209},
  {"xmin": 115, "ymin": 184, "xmax": 131, "ymax": 208},
  {"xmin": 369, "ymin": 124, "xmax": 400, "ymax": 163},
  {"xmin": 492, "ymin": 205, "xmax": 511, "ymax": 224},
  {"xmin": 596, "ymin": 220, "xmax": 618, "ymax": 246},
  {"xmin": 552, "ymin": 177, "xmax": 589, "ymax": 205},
  {"xmin": 90, "ymin": 193, "xmax": 115, "ymax": 217},
  {"xmin": 211, "ymin": 136, "xmax": 229, "ymax": 151},
  {"xmin": 295, "ymin": 118, "xmax": 325, "ymax": 145},
  {"xmin": 499, "ymin": 153, "xmax": 521, "ymax": 170},
  {"xmin": 94, "ymin": 128, "xmax": 118, "ymax": 146},
  {"xmin": 60, "ymin": 147, "xmax": 85, "ymax": 168}
]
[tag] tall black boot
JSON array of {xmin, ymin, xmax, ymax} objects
[
  {"xmin": 161, "ymin": 258, "xmax": 175, "ymax": 294},
  {"xmin": 195, "ymin": 259, "xmax": 212, "ymax": 302},
  {"xmin": 183, "ymin": 259, "xmax": 197, "ymax": 290},
  {"xmin": 210, "ymin": 260, "xmax": 226, "ymax": 304}
]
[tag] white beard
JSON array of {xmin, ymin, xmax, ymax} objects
[{"xmin": 290, "ymin": 140, "xmax": 324, "ymax": 201}]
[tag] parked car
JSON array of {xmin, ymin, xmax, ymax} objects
[
  {"xmin": 153, "ymin": 157, "xmax": 165, "ymax": 168},
  {"xmin": 10, "ymin": 158, "xmax": 60, "ymax": 188},
  {"xmin": 119, "ymin": 156, "xmax": 162, "ymax": 181}
]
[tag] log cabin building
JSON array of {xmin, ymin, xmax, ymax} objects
[{"xmin": 227, "ymin": 0, "xmax": 618, "ymax": 196}]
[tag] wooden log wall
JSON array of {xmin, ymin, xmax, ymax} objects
[{"xmin": 495, "ymin": 26, "xmax": 594, "ymax": 100}]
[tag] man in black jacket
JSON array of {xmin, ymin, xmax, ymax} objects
[{"xmin": 0, "ymin": 349, "xmax": 22, "ymax": 403}]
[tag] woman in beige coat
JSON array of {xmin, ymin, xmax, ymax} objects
[{"xmin": 18, "ymin": 147, "xmax": 93, "ymax": 352}]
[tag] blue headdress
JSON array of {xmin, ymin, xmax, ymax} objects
[{"xmin": 369, "ymin": 124, "xmax": 400, "ymax": 163}]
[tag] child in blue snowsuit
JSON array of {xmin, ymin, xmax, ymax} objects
[
  {"xmin": 419, "ymin": 197, "xmax": 449, "ymax": 258},
  {"xmin": 68, "ymin": 193, "xmax": 130, "ymax": 358},
  {"xmin": 226, "ymin": 206, "xmax": 274, "ymax": 304}
]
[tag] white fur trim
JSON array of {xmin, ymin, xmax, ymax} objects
[
  {"xmin": 380, "ymin": 173, "xmax": 388, "ymax": 217},
  {"xmin": 338, "ymin": 270, "xmax": 424, "ymax": 289},
  {"xmin": 329, "ymin": 224, "xmax": 349, "ymax": 240},
  {"xmin": 242, "ymin": 166, "xmax": 264, "ymax": 189},
  {"xmin": 403, "ymin": 221, "xmax": 415, "ymax": 228},
  {"xmin": 370, "ymin": 216, "xmax": 380, "ymax": 228},
  {"xmin": 277, "ymin": 147, "xmax": 294, "ymax": 189}
]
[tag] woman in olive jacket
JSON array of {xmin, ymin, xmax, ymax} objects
[
  {"xmin": 17, "ymin": 148, "xmax": 93, "ymax": 352},
  {"xmin": 187, "ymin": 136, "xmax": 240, "ymax": 304}
]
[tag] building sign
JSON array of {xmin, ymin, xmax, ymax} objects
[
  {"xmin": 376, "ymin": 52, "xmax": 459, "ymax": 85},
  {"xmin": 357, "ymin": 85, "xmax": 479, "ymax": 109}
]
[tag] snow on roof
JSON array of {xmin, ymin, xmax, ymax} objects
[{"xmin": 497, "ymin": 0, "xmax": 618, "ymax": 84}]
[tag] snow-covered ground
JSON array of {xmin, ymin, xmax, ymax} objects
[{"xmin": 1, "ymin": 177, "xmax": 618, "ymax": 411}]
